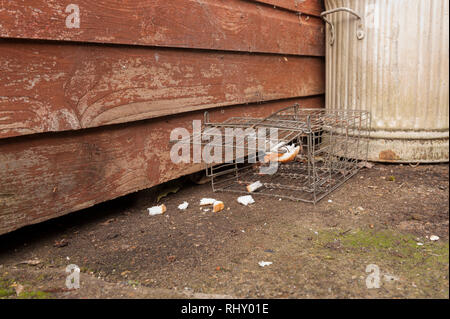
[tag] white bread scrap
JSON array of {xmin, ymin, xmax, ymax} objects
[
  {"xmin": 148, "ymin": 204, "xmax": 167, "ymax": 216},
  {"xmin": 178, "ymin": 201, "xmax": 189, "ymax": 210},
  {"xmin": 200, "ymin": 198, "xmax": 216, "ymax": 206},
  {"xmin": 237, "ymin": 195, "xmax": 255, "ymax": 206},
  {"xmin": 246, "ymin": 181, "xmax": 263, "ymax": 193}
]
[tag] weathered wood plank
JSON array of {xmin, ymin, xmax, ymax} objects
[
  {"xmin": 249, "ymin": 0, "xmax": 325, "ymax": 16},
  {"xmin": 0, "ymin": 96, "xmax": 323, "ymax": 235},
  {"xmin": 0, "ymin": 0, "xmax": 324, "ymax": 56},
  {"xmin": 0, "ymin": 41, "xmax": 325, "ymax": 139}
]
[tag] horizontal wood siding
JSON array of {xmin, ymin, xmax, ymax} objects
[
  {"xmin": 249, "ymin": 0, "xmax": 324, "ymax": 16},
  {"xmin": 0, "ymin": 0, "xmax": 325, "ymax": 234},
  {"xmin": 0, "ymin": 96, "xmax": 323, "ymax": 235},
  {"xmin": 0, "ymin": 41, "xmax": 324, "ymax": 139},
  {"xmin": 0, "ymin": 0, "xmax": 324, "ymax": 55}
]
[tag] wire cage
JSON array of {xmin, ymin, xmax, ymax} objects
[{"xmin": 179, "ymin": 104, "xmax": 370, "ymax": 204}]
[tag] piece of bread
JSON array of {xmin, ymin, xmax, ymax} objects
[
  {"xmin": 278, "ymin": 145, "xmax": 301, "ymax": 163},
  {"xmin": 200, "ymin": 198, "xmax": 216, "ymax": 206},
  {"xmin": 213, "ymin": 201, "xmax": 224, "ymax": 213},
  {"xmin": 237, "ymin": 195, "xmax": 255, "ymax": 206},
  {"xmin": 263, "ymin": 144, "xmax": 301, "ymax": 164},
  {"xmin": 263, "ymin": 152, "xmax": 282, "ymax": 163},
  {"xmin": 148, "ymin": 204, "xmax": 167, "ymax": 216},
  {"xmin": 246, "ymin": 181, "xmax": 263, "ymax": 193}
]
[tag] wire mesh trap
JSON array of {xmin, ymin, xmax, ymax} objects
[{"xmin": 178, "ymin": 104, "xmax": 371, "ymax": 204}]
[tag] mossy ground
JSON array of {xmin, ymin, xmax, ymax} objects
[
  {"xmin": 0, "ymin": 276, "xmax": 53, "ymax": 299},
  {"xmin": 312, "ymin": 228, "xmax": 449, "ymax": 297},
  {"xmin": 17, "ymin": 290, "xmax": 52, "ymax": 299},
  {"xmin": 0, "ymin": 278, "xmax": 15, "ymax": 298}
]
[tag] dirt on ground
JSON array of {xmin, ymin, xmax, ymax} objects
[{"xmin": 0, "ymin": 163, "xmax": 448, "ymax": 299}]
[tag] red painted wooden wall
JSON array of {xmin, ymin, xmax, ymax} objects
[{"xmin": 0, "ymin": 0, "xmax": 325, "ymax": 234}]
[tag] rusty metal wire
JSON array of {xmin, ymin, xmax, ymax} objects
[{"xmin": 181, "ymin": 104, "xmax": 370, "ymax": 204}]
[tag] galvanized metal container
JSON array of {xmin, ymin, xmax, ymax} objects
[{"xmin": 323, "ymin": 0, "xmax": 449, "ymax": 162}]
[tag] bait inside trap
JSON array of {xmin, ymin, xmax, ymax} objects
[{"xmin": 182, "ymin": 104, "xmax": 371, "ymax": 204}]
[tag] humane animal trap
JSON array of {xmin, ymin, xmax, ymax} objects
[{"xmin": 183, "ymin": 104, "xmax": 370, "ymax": 204}]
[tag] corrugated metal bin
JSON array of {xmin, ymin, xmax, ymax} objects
[{"xmin": 323, "ymin": 0, "xmax": 449, "ymax": 162}]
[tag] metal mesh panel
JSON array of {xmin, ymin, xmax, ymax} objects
[{"xmin": 179, "ymin": 104, "xmax": 370, "ymax": 204}]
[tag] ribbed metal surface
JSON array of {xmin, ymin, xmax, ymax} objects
[{"xmin": 324, "ymin": 0, "xmax": 449, "ymax": 162}]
